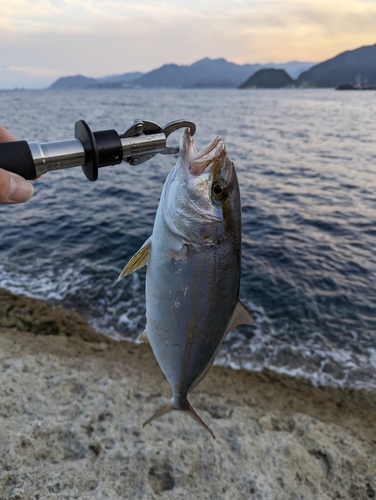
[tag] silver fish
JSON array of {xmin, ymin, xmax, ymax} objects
[{"xmin": 118, "ymin": 128, "xmax": 253, "ymax": 438}]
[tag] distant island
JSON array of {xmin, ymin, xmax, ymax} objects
[
  {"xmin": 239, "ymin": 68, "xmax": 295, "ymax": 89},
  {"xmin": 49, "ymin": 43, "xmax": 376, "ymax": 90}
]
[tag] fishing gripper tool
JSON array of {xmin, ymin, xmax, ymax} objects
[{"xmin": 0, "ymin": 118, "xmax": 196, "ymax": 181}]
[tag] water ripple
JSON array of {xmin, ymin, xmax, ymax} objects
[{"xmin": 0, "ymin": 88, "xmax": 375, "ymax": 388}]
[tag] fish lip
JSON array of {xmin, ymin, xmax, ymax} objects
[{"xmin": 179, "ymin": 128, "xmax": 225, "ymax": 176}]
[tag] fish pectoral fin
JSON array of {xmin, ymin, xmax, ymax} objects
[
  {"xmin": 117, "ymin": 236, "xmax": 152, "ymax": 281},
  {"xmin": 226, "ymin": 300, "xmax": 255, "ymax": 334},
  {"xmin": 138, "ymin": 330, "xmax": 150, "ymax": 345}
]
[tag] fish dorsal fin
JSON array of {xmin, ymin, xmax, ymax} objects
[
  {"xmin": 138, "ymin": 330, "xmax": 150, "ymax": 345},
  {"xmin": 226, "ymin": 300, "xmax": 254, "ymax": 334},
  {"xmin": 117, "ymin": 236, "xmax": 152, "ymax": 281}
]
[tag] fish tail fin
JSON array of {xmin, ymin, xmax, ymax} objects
[
  {"xmin": 142, "ymin": 398, "xmax": 216, "ymax": 439},
  {"xmin": 185, "ymin": 400, "xmax": 216, "ymax": 439},
  {"xmin": 142, "ymin": 401, "xmax": 173, "ymax": 428}
]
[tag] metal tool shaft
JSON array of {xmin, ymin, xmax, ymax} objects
[
  {"xmin": 30, "ymin": 133, "xmax": 167, "ymax": 177},
  {"xmin": 29, "ymin": 139, "xmax": 85, "ymax": 176}
]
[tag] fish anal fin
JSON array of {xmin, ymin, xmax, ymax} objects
[
  {"xmin": 143, "ymin": 398, "xmax": 215, "ymax": 439},
  {"xmin": 226, "ymin": 300, "xmax": 254, "ymax": 334},
  {"xmin": 138, "ymin": 330, "xmax": 150, "ymax": 345},
  {"xmin": 117, "ymin": 236, "xmax": 152, "ymax": 281}
]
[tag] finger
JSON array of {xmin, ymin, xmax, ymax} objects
[
  {"xmin": 0, "ymin": 168, "xmax": 34, "ymax": 204},
  {"xmin": 0, "ymin": 126, "xmax": 17, "ymax": 143}
]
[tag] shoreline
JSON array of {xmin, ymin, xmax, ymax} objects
[
  {"xmin": 3, "ymin": 287, "xmax": 374, "ymax": 393},
  {"xmin": 0, "ymin": 289, "xmax": 375, "ymax": 499}
]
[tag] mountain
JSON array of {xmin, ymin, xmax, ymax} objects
[
  {"xmin": 48, "ymin": 59, "xmax": 313, "ymax": 90},
  {"xmin": 275, "ymin": 61, "xmax": 314, "ymax": 80},
  {"xmin": 297, "ymin": 44, "xmax": 376, "ymax": 88},
  {"xmin": 239, "ymin": 68, "xmax": 295, "ymax": 89},
  {"xmin": 96, "ymin": 72, "xmax": 144, "ymax": 85},
  {"xmin": 131, "ymin": 58, "xmax": 313, "ymax": 88},
  {"xmin": 46, "ymin": 45, "xmax": 376, "ymax": 90},
  {"xmin": 49, "ymin": 72, "xmax": 143, "ymax": 89},
  {"xmin": 131, "ymin": 58, "xmax": 262, "ymax": 88}
]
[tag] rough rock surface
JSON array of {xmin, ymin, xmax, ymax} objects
[
  {"xmin": 0, "ymin": 288, "xmax": 107, "ymax": 343},
  {"xmin": 0, "ymin": 290, "xmax": 375, "ymax": 499}
]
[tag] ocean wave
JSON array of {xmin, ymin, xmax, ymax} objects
[{"xmin": 1, "ymin": 260, "xmax": 375, "ymax": 391}]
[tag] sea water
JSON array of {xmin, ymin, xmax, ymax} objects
[{"xmin": 0, "ymin": 88, "xmax": 375, "ymax": 390}]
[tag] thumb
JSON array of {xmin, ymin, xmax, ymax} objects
[{"xmin": 0, "ymin": 168, "xmax": 34, "ymax": 204}]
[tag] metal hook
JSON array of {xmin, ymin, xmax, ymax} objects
[{"xmin": 159, "ymin": 120, "xmax": 196, "ymax": 155}]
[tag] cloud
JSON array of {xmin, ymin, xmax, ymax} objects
[
  {"xmin": 220, "ymin": 0, "xmax": 376, "ymax": 62},
  {"xmin": 0, "ymin": 0, "xmax": 375, "ymax": 87},
  {"xmin": 6, "ymin": 65, "xmax": 61, "ymax": 77}
]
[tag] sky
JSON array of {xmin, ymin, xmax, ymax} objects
[{"xmin": 1, "ymin": 0, "xmax": 376, "ymax": 89}]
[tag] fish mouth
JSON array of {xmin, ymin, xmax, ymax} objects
[{"xmin": 179, "ymin": 127, "xmax": 225, "ymax": 176}]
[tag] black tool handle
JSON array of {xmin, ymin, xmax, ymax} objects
[
  {"xmin": 0, "ymin": 141, "xmax": 36, "ymax": 180},
  {"xmin": 75, "ymin": 120, "xmax": 123, "ymax": 181}
]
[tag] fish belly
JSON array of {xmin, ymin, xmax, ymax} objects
[{"xmin": 145, "ymin": 214, "xmax": 240, "ymax": 399}]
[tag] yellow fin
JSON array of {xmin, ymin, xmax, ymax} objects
[
  {"xmin": 138, "ymin": 330, "xmax": 150, "ymax": 345},
  {"xmin": 225, "ymin": 300, "xmax": 254, "ymax": 334},
  {"xmin": 117, "ymin": 236, "xmax": 152, "ymax": 281}
]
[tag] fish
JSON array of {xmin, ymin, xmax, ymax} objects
[{"xmin": 118, "ymin": 128, "xmax": 254, "ymax": 438}]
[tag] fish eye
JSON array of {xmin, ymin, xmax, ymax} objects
[{"xmin": 213, "ymin": 182, "xmax": 224, "ymax": 196}]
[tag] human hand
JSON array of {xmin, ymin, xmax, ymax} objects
[{"xmin": 0, "ymin": 126, "xmax": 34, "ymax": 204}]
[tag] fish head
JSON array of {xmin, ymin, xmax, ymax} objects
[{"xmin": 164, "ymin": 128, "xmax": 241, "ymax": 244}]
